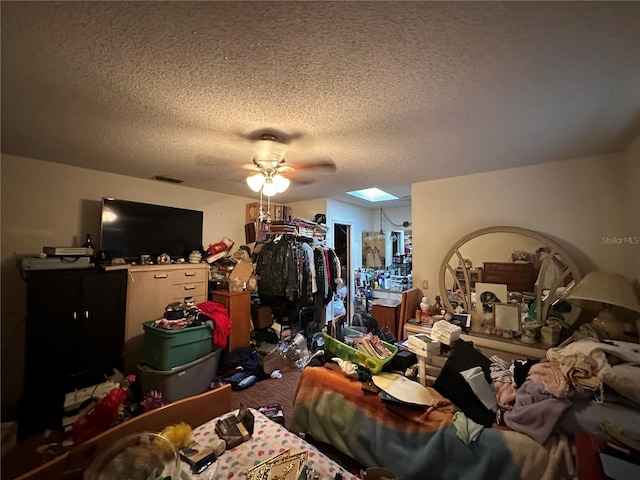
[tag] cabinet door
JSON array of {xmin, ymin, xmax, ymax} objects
[
  {"xmin": 124, "ymin": 270, "xmax": 173, "ymax": 373},
  {"xmin": 80, "ymin": 270, "xmax": 127, "ymax": 384},
  {"xmin": 22, "ymin": 269, "xmax": 86, "ymax": 433},
  {"xmin": 22, "ymin": 269, "xmax": 127, "ymax": 434},
  {"xmin": 26, "ymin": 270, "xmax": 128, "ymax": 386},
  {"xmin": 371, "ymin": 303, "xmax": 399, "ymax": 339},
  {"xmin": 25, "ymin": 270, "xmax": 83, "ymax": 390}
]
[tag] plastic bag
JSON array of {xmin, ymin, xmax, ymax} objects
[{"xmin": 331, "ymin": 295, "xmax": 346, "ymax": 317}]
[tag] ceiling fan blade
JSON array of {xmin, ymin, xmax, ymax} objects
[
  {"xmin": 288, "ymin": 158, "xmax": 337, "ymax": 173},
  {"xmin": 242, "ymin": 163, "xmax": 262, "ymax": 172}
]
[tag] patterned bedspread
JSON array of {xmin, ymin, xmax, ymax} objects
[
  {"xmin": 290, "ymin": 366, "xmax": 570, "ymax": 480},
  {"xmin": 191, "ymin": 407, "xmax": 360, "ymax": 480}
]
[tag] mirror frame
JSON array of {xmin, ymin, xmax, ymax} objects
[{"xmin": 439, "ymin": 226, "xmax": 583, "ymax": 327}]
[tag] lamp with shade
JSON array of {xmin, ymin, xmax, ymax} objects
[{"xmin": 565, "ymin": 271, "xmax": 640, "ymax": 340}]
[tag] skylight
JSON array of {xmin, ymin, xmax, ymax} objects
[{"xmin": 346, "ymin": 188, "xmax": 398, "ymax": 202}]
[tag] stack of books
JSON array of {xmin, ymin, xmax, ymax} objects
[{"xmin": 268, "ymin": 220, "xmax": 298, "ymax": 235}]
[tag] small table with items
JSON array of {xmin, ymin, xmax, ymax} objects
[{"xmin": 404, "ymin": 322, "xmax": 548, "ymax": 384}]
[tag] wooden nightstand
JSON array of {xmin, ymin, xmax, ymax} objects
[
  {"xmin": 371, "ymin": 300, "xmax": 401, "ymax": 339},
  {"xmin": 210, "ymin": 289, "xmax": 251, "ymax": 352}
]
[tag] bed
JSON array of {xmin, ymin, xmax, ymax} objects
[
  {"xmin": 290, "ymin": 366, "xmax": 570, "ymax": 480},
  {"xmin": 291, "ymin": 334, "xmax": 640, "ymax": 480},
  {"xmin": 18, "ymin": 384, "xmax": 359, "ymax": 480}
]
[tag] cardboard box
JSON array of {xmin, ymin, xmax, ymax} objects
[
  {"xmin": 252, "ymin": 305, "xmax": 273, "ymax": 330},
  {"xmin": 230, "ymin": 260, "xmax": 254, "ymax": 285},
  {"xmin": 215, "ymin": 407, "xmax": 254, "ymax": 450},
  {"xmin": 179, "ymin": 442, "xmax": 217, "ymax": 474},
  {"xmin": 261, "ymin": 350, "xmax": 291, "ymax": 374}
]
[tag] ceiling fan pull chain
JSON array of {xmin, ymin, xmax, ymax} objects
[{"xmin": 266, "ymin": 195, "xmax": 272, "ymax": 224}]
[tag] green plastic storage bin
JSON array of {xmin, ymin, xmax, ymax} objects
[
  {"xmin": 142, "ymin": 321, "xmax": 213, "ymax": 371},
  {"xmin": 322, "ymin": 327, "xmax": 397, "ymax": 374}
]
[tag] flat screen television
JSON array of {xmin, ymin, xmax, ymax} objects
[{"xmin": 100, "ymin": 198, "xmax": 203, "ymax": 262}]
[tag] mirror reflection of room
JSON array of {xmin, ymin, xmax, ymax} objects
[{"xmin": 441, "ymin": 228, "xmax": 580, "ymax": 347}]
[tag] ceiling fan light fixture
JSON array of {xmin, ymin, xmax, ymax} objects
[
  {"xmin": 246, "ymin": 173, "xmax": 265, "ymax": 192},
  {"xmin": 273, "ymin": 174, "xmax": 290, "ymax": 193},
  {"xmin": 261, "ymin": 178, "xmax": 278, "ymax": 197}
]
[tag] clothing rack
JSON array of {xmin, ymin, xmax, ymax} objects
[{"xmin": 266, "ymin": 232, "xmax": 314, "ymax": 244}]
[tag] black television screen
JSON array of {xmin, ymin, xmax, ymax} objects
[{"xmin": 100, "ymin": 198, "xmax": 203, "ymax": 262}]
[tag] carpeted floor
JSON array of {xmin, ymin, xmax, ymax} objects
[{"xmin": 229, "ymin": 356, "xmax": 302, "ymax": 429}]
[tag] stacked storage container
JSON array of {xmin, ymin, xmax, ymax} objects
[{"xmin": 137, "ymin": 320, "xmax": 221, "ymax": 402}]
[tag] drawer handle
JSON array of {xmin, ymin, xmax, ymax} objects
[
  {"xmin": 183, "ymin": 285, "xmax": 197, "ymax": 291},
  {"xmin": 154, "ymin": 274, "xmax": 168, "ymax": 279},
  {"xmin": 184, "ymin": 272, "xmax": 197, "ymax": 277}
]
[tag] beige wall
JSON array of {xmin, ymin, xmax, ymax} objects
[
  {"xmin": 288, "ymin": 199, "xmax": 328, "ymax": 225},
  {"xmin": 3, "ymin": 144, "xmax": 639, "ymax": 419},
  {"xmin": 622, "ymin": 135, "xmax": 640, "ymax": 281},
  {"xmin": 1, "ymin": 154, "xmax": 255, "ymax": 419},
  {"xmin": 243, "ymin": 149, "xmax": 638, "ymax": 328},
  {"xmin": 411, "ymin": 150, "xmax": 638, "ymax": 304}
]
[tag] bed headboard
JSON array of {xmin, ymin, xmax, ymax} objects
[{"xmin": 16, "ymin": 385, "xmax": 232, "ymax": 480}]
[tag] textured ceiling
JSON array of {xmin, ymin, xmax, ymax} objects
[{"xmin": 2, "ymin": 1, "xmax": 639, "ymax": 209}]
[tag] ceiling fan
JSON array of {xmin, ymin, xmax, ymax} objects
[{"xmin": 243, "ymin": 133, "xmax": 336, "ymax": 196}]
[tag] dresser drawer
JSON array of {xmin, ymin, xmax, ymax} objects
[
  {"xmin": 170, "ymin": 268, "xmax": 208, "ymax": 284},
  {"xmin": 123, "ymin": 263, "xmax": 209, "ymax": 374},
  {"xmin": 131, "ymin": 267, "xmax": 206, "ymax": 284},
  {"xmin": 482, "ymin": 262, "xmax": 536, "ymax": 292},
  {"xmin": 210, "ymin": 292, "xmax": 230, "ymax": 309},
  {"xmin": 171, "ymin": 282, "xmax": 206, "ymax": 300}
]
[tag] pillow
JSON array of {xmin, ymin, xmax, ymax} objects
[{"xmin": 602, "ymin": 364, "xmax": 640, "ymax": 406}]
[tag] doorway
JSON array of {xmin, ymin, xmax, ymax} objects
[{"xmin": 333, "ymin": 223, "xmax": 351, "ymax": 322}]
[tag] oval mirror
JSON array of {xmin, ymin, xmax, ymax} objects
[{"xmin": 438, "ymin": 226, "xmax": 582, "ymax": 345}]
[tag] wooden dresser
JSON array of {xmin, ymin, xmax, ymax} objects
[
  {"xmin": 120, "ymin": 263, "xmax": 209, "ymax": 374},
  {"xmin": 210, "ymin": 289, "xmax": 251, "ymax": 352},
  {"xmin": 404, "ymin": 323, "xmax": 548, "ymax": 384},
  {"xmin": 482, "ymin": 262, "xmax": 537, "ymax": 292}
]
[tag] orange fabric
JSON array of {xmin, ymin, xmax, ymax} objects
[{"xmin": 294, "ymin": 366, "xmax": 454, "ymax": 433}]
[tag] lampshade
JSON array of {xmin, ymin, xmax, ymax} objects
[
  {"xmin": 566, "ymin": 271, "xmax": 640, "ymax": 339},
  {"xmin": 246, "ymin": 173, "xmax": 265, "ymax": 192},
  {"xmin": 261, "ymin": 178, "xmax": 278, "ymax": 197},
  {"xmin": 273, "ymin": 174, "xmax": 290, "ymax": 193}
]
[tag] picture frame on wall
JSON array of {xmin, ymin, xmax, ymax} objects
[
  {"xmin": 362, "ymin": 231, "xmax": 385, "ymax": 268},
  {"xmin": 493, "ymin": 303, "xmax": 521, "ymax": 332}
]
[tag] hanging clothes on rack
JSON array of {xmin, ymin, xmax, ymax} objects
[
  {"xmin": 255, "ymin": 234, "xmax": 300, "ymax": 299},
  {"xmin": 255, "ymin": 234, "xmax": 339, "ymax": 306}
]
